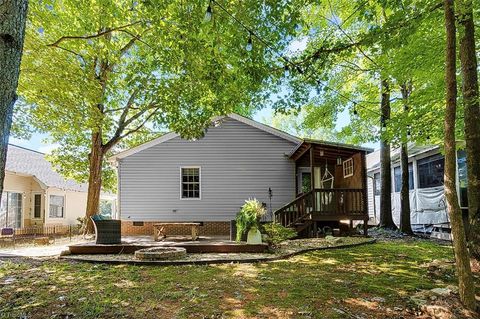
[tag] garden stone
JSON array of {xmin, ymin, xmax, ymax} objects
[
  {"xmin": 410, "ymin": 296, "xmax": 427, "ymax": 307},
  {"xmin": 134, "ymin": 247, "xmax": 187, "ymax": 260},
  {"xmin": 59, "ymin": 250, "xmax": 71, "ymax": 256},
  {"xmin": 325, "ymin": 235, "xmax": 343, "ymax": 244},
  {"xmin": 430, "ymin": 287, "xmax": 451, "ymax": 296},
  {"xmin": 445, "ymin": 285, "xmax": 458, "ymax": 293},
  {"xmin": 1, "ymin": 276, "xmax": 16, "ymax": 285},
  {"xmin": 371, "ymin": 296, "xmax": 385, "ymax": 303}
]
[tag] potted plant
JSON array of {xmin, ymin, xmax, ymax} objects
[{"xmin": 235, "ymin": 199, "xmax": 266, "ymax": 244}]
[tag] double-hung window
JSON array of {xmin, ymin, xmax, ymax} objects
[
  {"xmin": 343, "ymin": 158, "xmax": 354, "ymax": 178},
  {"xmin": 181, "ymin": 167, "xmax": 200, "ymax": 199},
  {"xmin": 49, "ymin": 195, "xmax": 65, "ymax": 218}
]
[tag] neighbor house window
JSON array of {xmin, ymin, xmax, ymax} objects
[
  {"xmin": 393, "ymin": 164, "xmax": 414, "ymax": 192},
  {"xmin": 343, "ymin": 158, "xmax": 354, "ymax": 178},
  {"xmin": 418, "ymin": 154, "xmax": 444, "ymax": 188},
  {"xmin": 34, "ymin": 194, "xmax": 42, "ymax": 218},
  {"xmin": 0, "ymin": 192, "xmax": 23, "ymax": 228},
  {"xmin": 49, "ymin": 195, "xmax": 65, "ymax": 218},
  {"xmin": 181, "ymin": 167, "xmax": 200, "ymax": 199},
  {"xmin": 373, "ymin": 173, "xmax": 381, "ymax": 196}
]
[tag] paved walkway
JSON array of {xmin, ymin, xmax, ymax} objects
[
  {"xmin": 0, "ymin": 235, "xmax": 230, "ymax": 258},
  {"xmin": 0, "ymin": 236, "xmax": 89, "ymax": 258}
]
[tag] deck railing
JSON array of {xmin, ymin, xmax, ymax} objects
[{"xmin": 274, "ymin": 188, "xmax": 367, "ymax": 227}]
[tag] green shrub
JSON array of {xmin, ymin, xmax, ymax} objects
[
  {"xmin": 235, "ymin": 199, "xmax": 266, "ymax": 242},
  {"xmin": 262, "ymin": 223, "xmax": 297, "ymax": 246}
]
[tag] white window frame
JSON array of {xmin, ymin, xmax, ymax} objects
[
  {"xmin": 49, "ymin": 194, "xmax": 65, "ymax": 218},
  {"xmin": 179, "ymin": 166, "xmax": 201, "ymax": 200},
  {"xmin": 32, "ymin": 192, "xmax": 43, "ymax": 219},
  {"xmin": 343, "ymin": 158, "xmax": 354, "ymax": 178}
]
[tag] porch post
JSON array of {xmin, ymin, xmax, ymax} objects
[
  {"xmin": 295, "ymin": 160, "xmax": 298, "ymax": 195},
  {"xmin": 361, "ymin": 151, "xmax": 369, "ymax": 236},
  {"xmin": 310, "ymin": 145, "xmax": 316, "ymax": 212}
]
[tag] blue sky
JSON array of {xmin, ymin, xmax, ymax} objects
[{"xmin": 10, "ymin": 106, "xmax": 377, "ymax": 153}]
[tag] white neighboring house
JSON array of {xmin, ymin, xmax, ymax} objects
[
  {"xmin": 1, "ymin": 144, "xmax": 116, "ymax": 229},
  {"xmin": 367, "ymin": 143, "xmax": 468, "ymax": 232}
]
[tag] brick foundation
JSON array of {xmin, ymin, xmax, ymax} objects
[{"xmin": 121, "ymin": 221, "xmax": 230, "ymax": 237}]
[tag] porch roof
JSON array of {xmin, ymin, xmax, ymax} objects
[{"xmin": 289, "ymin": 139, "xmax": 373, "ymax": 162}]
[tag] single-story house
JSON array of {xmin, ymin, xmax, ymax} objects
[
  {"xmin": 1, "ymin": 144, "xmax": 116, "ymax": 229},
  {"xmin": 110, "ymin": 113, "xmax": 373, "ymax": 237},
  {"xmin": 366, "ymin": 143, "xmax": 467, "ymax": 232}
]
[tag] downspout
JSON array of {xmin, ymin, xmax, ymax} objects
[{"xmin": 367, "ymin": 174, "xmax": 377, "ymax": 223}]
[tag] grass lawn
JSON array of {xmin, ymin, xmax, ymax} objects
[{"xmin": 0, "ymin": 240, "xmax": 477, "ymax": 318}]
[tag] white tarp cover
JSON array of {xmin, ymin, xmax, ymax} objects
[{"xmin": 374, "ymin": 186, "xmax": 449, "ymax": 230}]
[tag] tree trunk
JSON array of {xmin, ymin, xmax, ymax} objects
[
  {"xmin": 457, "ymin": 0, "xmax": 480, "ymax": 260},
  {"xmin": 400, "ymin": 83, "xmax": 413, "ymax": 234},
  {"xmin": 443, "ymin": 0, "xmax": 477, "ymax": 310},
  {"xmin": 400, "ymin": 143, "xmax": 413, "ymax": 234},
  {"xmin": 379, "ymin": 79, "xmax": 396, "ymax": 229},
  {"xmin": 0, "ymin": 0, "xmax": 28, "ymax": 198},
  {"xmin": 85, "ymin": 131, "xmax": 104, "ymax": 234}
]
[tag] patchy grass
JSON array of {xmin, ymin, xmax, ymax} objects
[{"xmin": 0, "ymin": 240, "xmax": 477, "ymax": 318}]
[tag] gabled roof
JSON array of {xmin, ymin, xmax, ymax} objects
[
  {"xmin": 6, "ymin": 144, "xmax": 88, "ymax": 192},
  {"xmin": 109, "ymin": 113, "xmax": 302, "ymax": 161}
]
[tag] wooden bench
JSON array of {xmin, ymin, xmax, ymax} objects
[{"xmin": 153, "ymin": 223, "xmax": 201, "ymax": 241}]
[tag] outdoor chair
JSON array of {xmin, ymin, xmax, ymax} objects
[
  {"xmin": 0, "ymin": 228, "xmax": 15, "ymax": 247},
  {"xmin": 90, "ymin": 216, "xmax": 121, "ymax": 244}
]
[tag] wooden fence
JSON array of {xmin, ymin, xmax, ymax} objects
[{"xmin": 12, "ymin": 224, "xmax": 81, "ymax": 238}]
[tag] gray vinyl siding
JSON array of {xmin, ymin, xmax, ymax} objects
[{"xmin": 118, "ymin": 118, "xmax": 298, "ymax": 221}]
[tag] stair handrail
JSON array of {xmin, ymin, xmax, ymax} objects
[{"xmin": 273, "ymin": 189, "xmax": 314, "ymax": 217}]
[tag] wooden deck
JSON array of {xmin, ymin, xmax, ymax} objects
[{"xmin": 68, "ymin": 237, "xmax": 267, "ymax": 254}]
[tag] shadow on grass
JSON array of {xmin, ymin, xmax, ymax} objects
[{"xmin": 0, "ymin": 240, "xmax": 473, "ymax": 319}]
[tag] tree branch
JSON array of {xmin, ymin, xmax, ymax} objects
[
  {"xmin": 47, "ymin": 21, "xmax": 144, "ymax": 47},
  {"xmin": 49, "ymin": 44, "xmax": 87, "ymax": 64},
  {"xmin": 118, "ymin": 107, "xmax": 161, "ymax": 141},
  {"xmin": 117, "ymin": 28, "xmax": 153, "ymax": 53},
  {"xmin": 296, "ymin": 1, "xmax": 442, "ymax": 65},
  {"xmin": 103, "ymin": 105, "xmax": 160, "ymax": 153},
  {"xmin": 102, "ymin": 89, "xmax": 141, "ymax": 151}
]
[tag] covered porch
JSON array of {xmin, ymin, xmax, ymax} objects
[{"xmin": 275, "ymin": 139, "xmax": 372, "ymax": 237}]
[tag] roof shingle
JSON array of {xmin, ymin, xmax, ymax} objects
[{"xmin": 6, "ymin": 144, "xmax": 87, "ymax": 192}]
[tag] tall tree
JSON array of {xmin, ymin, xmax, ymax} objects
[
  {"xmin": 443, "ymin": 0, "xmax": 476, "ymax": 309},
  {"xmin": 399, "ymin": 82, "xmax": 413, "ymax": 234},
  {"xmin": 19, "ymin": 0, "xmax": 302, "ymax": 232},
  {"xmin": 0, "ymin": 0, "xmax": 28, "ymax": 198},
  {"xmin": 379, "ymin": 79, "xmax": 396, "ymax": 229},
  {"xmin": 456, "ymin": 0, "xmax": 480, "ymax": 259}
]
